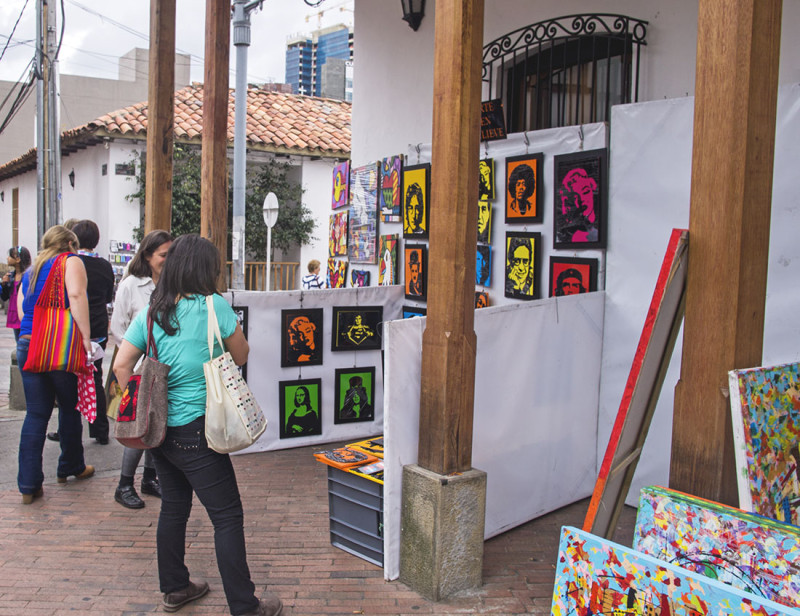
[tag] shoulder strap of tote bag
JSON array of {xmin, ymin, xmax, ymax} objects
[
  {"xmin": 206, "ymin": 295, "xmax": 225, "ymax": 360},
  {"xmin": 35, "ymin": 252, "xmax": 70, "ymax": 309},
  {"xmin": 145, "ymin": 312, "xmax": 159, "ymax": 360}
]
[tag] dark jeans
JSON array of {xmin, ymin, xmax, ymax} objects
[
  {"xmin": 88, "ymin": 339, "xmax": 108, "ymax": 440},
  {"xmin": 151, "ymin": 417, "xmax": 258, "ymax": 615},
  {"xmin": 16, "ymin": 337, "xmax": 87, "ymax": 494}
]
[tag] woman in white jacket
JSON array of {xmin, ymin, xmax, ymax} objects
[{"xmin": 109, "ymin": 230, "xmax": 172, "ymax": 508}]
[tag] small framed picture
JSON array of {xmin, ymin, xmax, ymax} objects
[
  {"xmin": 232, "ymin": 305, "xmax": 248, "ymax": 381},
  {"xmin": 403, "ymin": 163, "xmax": 430, "ymax": 238},
  {"xmin": 280, "ymin": 308, "xmax": 323, "ymax": 368},
  {"xmin": 327, "ymin": 258, "xmax": 347, "ymax": 289},
  {"xmin": 334, "ymin": 367, "xmax": 376, "ymax": 424},
  {"xmin": 478, "ymin": 158, "xmax": 495, "ymax": 201},
  {"xmin": 279, "ymin": 378, "xmax": 322, "ymax": 438},
  {"xmin": 402, "ymin": 305, "xmax": 427, "ymax": 319},
  {"xmin": 379, "ymin": 234, "xmax": 399, "ymax": 286},
  {"xmin": 332, "ymin": 161, "xmax": 350, "ymax": 209},
  {"xmin": 505, "ymin": 153, "xmax": 544, "ymax": 223},
  {"xmin": 331, "ymin": 305, "xmax": 383, "ymax": 352},
  {"xmin": 475, "ymin": 291, "xmax": 489, "ymax": 308},
  {"xmin": 404, "ymin": 244, "xmax": 427, "ymax": 301},
  {"xmin": 329, "ymin": 210, "xmax": 348, "ymax": 257},
  {"xmin": 477, "ymin": 200, "xmax": 492, "ymax": 244},
  {"xmin": 549, "ymin": 257, "xmax": 598, "ymax": 297},
  {"xmin": 350, "ymin": 269, "xmax": 370, "ymax": 287},
  {"xmin": 476, "ymin": 245, "xmax": 492, "ymax": 287},
  {"xmin": 553, "ymin": 148, "xmax": 607, "ymax": 249},
  {"xmin": 380, "ymin": 154, "xmax": 403, "ymax": 223},
  {"xmin": 505, "ymin": 231, "xmax": 542, "ymax": 301}
]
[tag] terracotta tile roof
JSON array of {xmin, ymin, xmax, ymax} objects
[{"xmin": 0, "ymin": 83, "xmax": 351, "ymax": 181}]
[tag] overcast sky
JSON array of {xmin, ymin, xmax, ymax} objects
[{"xmin": 0, "ymin": 0, "xmax": 354, "ymax": 85}]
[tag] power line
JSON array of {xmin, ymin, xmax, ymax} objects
[{"xmin": 0, "ymin": 0, "xmax": 32, "ymax": 64}]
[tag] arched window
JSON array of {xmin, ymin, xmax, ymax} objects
[{"xmin": 483, "ymin": 14, "xmax": 648, "ymax": 132}]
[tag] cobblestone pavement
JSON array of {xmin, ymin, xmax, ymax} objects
[{"xmin": 0, "ymin": 321, "xmax": 637, "ymax": 615}]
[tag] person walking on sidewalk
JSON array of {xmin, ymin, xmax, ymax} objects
[
  {"xmin": 1, "ymin": 246, "xmax": 31, "ymax": 341},
  {"xmin": 16, "ymin": 226, "xmax": 94, "ymax": 504},
  {"xmin": 108, "ymin": 230, "xmax": 172, "ymax": 509},
  {"xmin": 114, "ymin": 234, "xmax": 282, "ymax": 616}
]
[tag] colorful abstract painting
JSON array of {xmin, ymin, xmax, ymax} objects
[
  {"xmin": 349, "ymin": 162, "xmax": 379, "ymax": 263},
  {"xmin": 634, "ymin": 485, "xmax": 800, "ymax": 608},
  {"xmin": 729, "ymin": 361, "xmax": 800, "ymax": 526},
  {"xmin": 380, "ymin": 154, "xmax": 403, "ymax": 223},
  {"xmin": 332, "ymin": 161, "xmax": 350, "ymax": 209},
  {"xmin": 327, "ymin": 258, "xmax": 347, "ymax": 289},
  {"xmin": 350, "ymin": 269, "xmax": 369, "ymax": 288},
  {"xmin": 552, "ymin": 526, "xmax": 797, "ymax": 616},
  {"xmin": 379, "ymin": 234, "xmax": 398, "ymax": 286},
  {"xmin": 329, "ymin": 211, "xmax": 348, "ymax": 257}
]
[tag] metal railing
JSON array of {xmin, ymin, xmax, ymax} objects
[
  {"xmin": 225, "ymin": 261, "xmax": 299, "ymax": 291},
  {"xmin": 482, "ymin": 14, "xmax": 648, "ymax": 132}
]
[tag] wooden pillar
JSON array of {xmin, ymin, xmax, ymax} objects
[
  {"xmin": 670, "ymin": 0, "xmax": 782, "ymax": 505},
  {"xmin": 201, "ymin": 0, "xmax": 231, "ymax": 290},
  {"xmin": 144, "ymin": 0, "xmax": 176, "ymax": 233},
  {"xmin": 417, "ymin": 0, "xmax": 484, "ymax": 475}
]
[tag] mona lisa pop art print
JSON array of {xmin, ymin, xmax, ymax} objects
[
  {"xmin": 279, "ymin": 378, "xmax": 322, "ymax": 439},
  {"xmin": 334, "ymin": 367, "xmax": 376, "ymax": 424}
]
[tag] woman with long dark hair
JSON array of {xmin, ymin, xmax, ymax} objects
[
  {"xmin": 16, "ymin": 226, "xmax": 94, "ymax": 504},
  {"xmin": 109, "ymin": 229, "xmax": 172, "ymax": 509},
  {"xmin": 1, "ymin": 245, "xmax": 32, "ymax": 341},
  {"xmin": 113, "ymin": 234, "xmax": 282, "ymax": 616}
]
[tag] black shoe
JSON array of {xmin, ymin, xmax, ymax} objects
[
  {"xmin": 140, "ymin": 477, "xmax": 162, "ymax": 498},
  {"xmin": 46, "ymin": 432, "xmax": 60, "ymax": 442},
  {"xmin": 162, "ymin": 580, "xmax": 209, "ymax": 613},
  {"xmin": 114, "ymin": 485, "xmax": 145, "ymax": 509},
  {"xmin": 95, "ymin": 436, "xmax": 109, "ymax": 445}
]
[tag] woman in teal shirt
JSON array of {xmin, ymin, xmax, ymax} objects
[{"xmin": 114, "ymin": 235, "xmax": 282, "ymax": 616}]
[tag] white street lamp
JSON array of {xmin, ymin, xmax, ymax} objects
[{"xmin": 262, "ymin": 192, "xmax": 279, "ymax": 290}]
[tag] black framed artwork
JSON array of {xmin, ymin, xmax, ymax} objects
[
  {"xmin": 232, "ymin": 305, "xmax": 248, "ymax": 381},
  {"xmin": 505, "ymin": 152, "xmax": 544, "ymax": 223},
  {"xmin": 477, "ymin": 200, "xmax": 492, "ymax": 244},
  {"xmin": 476, "ymin": 245, "xmax": 492, "ymax": 287},
  {"xmin": 549, "ymin": 256, "xmax": 599, "ymax": 298},
  {"xmin": 404, "ymin": 244, "xmax": 427, "ymax": 301},
  {"xmin": 331, "ymin": 305, "xmax": 383, "ymax": 352},
  {"xmin": 505, "ymin": 231, "xmax": 542, "ymax": 301},
  {"xmin": 280, "ymin": 308, "xmax": 323, "ymax": 367},
  {"xmin": 402, "ymin": 163, "xmax": 430, "ymax": 239},
  {"xmin": 333, "ymin": 367, "xmax": 376, "ymax": 424},
  {"xmin": 279, "ymin": 378, "xmax": 322, "ymax": 439},
  {"xmin": 553, "ymin": 148, "xmax": 607, "ymax": 249},
  {"xmin": 479, "ymin": 158, "xmax": 495, "ymax": 201},
  {"xmin": 402, "ymin": 305, "xmax": 427, "ymax": 319},
  {"xmin": 475, "ymin": 291, "xmax": 489, "ymax": 308}
]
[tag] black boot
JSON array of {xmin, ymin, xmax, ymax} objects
[{"xmin": 141, "ymin": 477, "xmax": 162, "ymax": 498}]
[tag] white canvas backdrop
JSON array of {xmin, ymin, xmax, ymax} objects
[
  {"xmin": 599, "ymin": 84, "xmax": 800, "ymax": 505},
  {"xmin": 223, "ymin": 285, "xmax": 404, "ymax": 453},
  {"xmin": 383, "ymin": 292, "xmax": 604, "ymax": 580}
]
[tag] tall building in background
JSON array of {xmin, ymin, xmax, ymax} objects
[{"xmin": 285, "ymin": 24, "xmax": 353, "ymax": 100}]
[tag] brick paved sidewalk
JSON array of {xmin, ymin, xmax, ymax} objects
[{"xmin": 0, "ymin": 440, "xmax": 636, "ymax": 616}]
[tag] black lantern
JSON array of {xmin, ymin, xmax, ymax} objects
[
  {"xmin": 401, "ymin": 0, "xmax": 425, "ymax": 31},
  {"xmin": 68, "ymin": 168, "xmax": 75, "ymax": 188}
]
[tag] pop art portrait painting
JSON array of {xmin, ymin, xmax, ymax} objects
[
  {"xmin": 331, "ymin": 306, "xmax": 383, "ymax": 352},
  {"xmin": 380, "ymin": 154, "xmax": 403, "ymax": 223},
  {"xmin": 334, "ymin": 367, "xmax": 376, "ymax": 424},
  {"xmin": 279, "ymin": 378, "xmax": 322, "ymax": 439},
  {"xmin": 332, "ymin": 161, "xmax": 349, "ymax": 209},
  {"xmin": 553, "ymin": 148, "xmax": 607, "ymax": 249},
  {"xmin": 403, "ymin": 163, "xmax": 430, "ymax": 239},
  {"xmin": 477, "ymin": 199, "xmax": 492, "ymax": 244},
  {"xmin": 505, "ymin": 232, "xmax": 541, "ymax": 300},
  {"xmin": 280, "ymin": 309, "xmax": 323, "ymax": 368},
  {"xmin": 505, "ymin": 153, "xmax": 543, "ymax": 223},
  {"xmin": 476, "ymin": 245, "xmax": 492, "ymax": 287},
  {"xmin": 404, "ymin": 244, "xmax": 427, "ymax": 301},
  {"xmin": 549, "ymin": 257, "xmax": 598, "ymax": 297},
  {"xmin": 478, "ymin": 158, "xmax": 495, "ymax": 201}
]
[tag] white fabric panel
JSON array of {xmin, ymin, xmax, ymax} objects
[
  {"xmin": 383, "ymin": 292, "xmax": 604, "ymax": 580},
  {"xmin": 600, "ymin": 84, "xmax": 800, "ymax": 506},
  {"xmin": 222, "ymin": 285, "xmax": 404, "ymax": 453}
]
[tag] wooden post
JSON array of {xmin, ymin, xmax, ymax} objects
[
  {"xmin": 417, "ymin": 0, "xmax": 484, "ymax": 475},
  {"xmin": 144, "ymin": 0, "xmax": 176, "ymax": 233},
  {"xmin": 670, "ymin": 0, "xmax": 782, "ymax": 505},
  {"xmin": 201, "ymin": 0, "xmax": 231, "ymax": 291}
]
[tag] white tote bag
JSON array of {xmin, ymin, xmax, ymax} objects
[{"xmin": 204, "ymin": 295, "xmax": 267, "ymax": 453}]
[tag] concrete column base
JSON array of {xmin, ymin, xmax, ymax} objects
[{"xmin": 399, "ymin": 464, "xmax": 487, "ymax": 601}]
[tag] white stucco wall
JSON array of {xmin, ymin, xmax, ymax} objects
[{"xmin": 299, "ymin": 158, "xmax": 338, "ymax": 283}]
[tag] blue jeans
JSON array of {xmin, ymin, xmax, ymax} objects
[
  {"xmin": 150, "ymin": 417, "xmax": 258, "ymax": 615},
  {"xmin": 16, "ymin": 337, "xmax": 87, "ymax": 494}
]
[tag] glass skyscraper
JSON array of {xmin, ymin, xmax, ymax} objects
[{"xmin": 285, "ymin": 25, "xmax": 353, "ymax": 99}]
